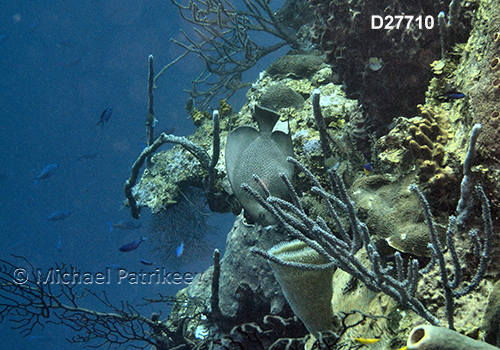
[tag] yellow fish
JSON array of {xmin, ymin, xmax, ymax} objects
[{"xmin": 354, "ymin": 337, "xmax": 380, "ymax": 345}]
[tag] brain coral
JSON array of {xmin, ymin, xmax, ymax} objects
[
  {"xmin": 266, "ymin": 53, "xmax": 325, "ymax": 78},
  {"xmin": 259, "ymin": 83, "xmax": 305, "ymax": 111}
]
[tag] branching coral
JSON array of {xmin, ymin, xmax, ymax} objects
[
  {"xmin": 0, "ymin": 253, "xmax": 380, "ymax": 349},
  {"xmin": 246, "ymin": 155, "xmax": 493, "ymax": 329},
  {"xmin": 0, "ymin": 256, "xmax": 203, "ymax": 349},
  {"xmin": 155, "ymin": 0, "xmax": 312, "ymax": 110}
]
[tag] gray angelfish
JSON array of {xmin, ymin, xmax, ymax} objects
[{"xmin": 225, "ymin": 105, "xmax": 294, "ymax": 226}]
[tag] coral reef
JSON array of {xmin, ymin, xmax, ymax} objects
[
  {"xmin": 249, "ymin": 155, "xmax": 493, "ymax": 328},
  {"xmin": 132, "ymin": 50, "xmax": 362, "ymax": 216},
  {"xmin": 162, "ymin": 0, "xmax": 311, "ymax": 110},
  {"xmin": 122, "ymin": 1, "xmax": 500, "ymax": 348},
  {"xmin": 445, "ymin": 0, "xmax": 500, "ymax": 229},
  {"xmin": 376, "ymin": 104, "xmax": 455, "ymax": 185},
  {"xmin": 125, "ymin": 56, "xmax": 224, "ymax": 218},
  {"xmin": 307, "ymin": 0, "xmax": 463, "ymax": 133},
  {"xmin": 8, "ymin": 0, "xmax": 500, "ymax": 348},
  {"xmin": 375, "ymin": 105, "xmax": 464, "ymax": 214}
]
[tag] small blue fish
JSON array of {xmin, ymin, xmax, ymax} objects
[
  {"xmin": 10, "ymin": 240, "xmax": 25, "ymax": 251},
  {"xmin": 107, "ymin": 219, "xmax": 142, "ymax": 233},
  {"xmin": 440, "ymin": 91, "xmax": 466, "ymax": 101},
  {"xmin": 175, "ymin": 242, "xmax": 184, "ymax": 258},
  {"xmin": 96, "ymin": 107, "xmax": 113, "ymax": 128},
  {"xmin": 34, "ymin": 164, "xmax": 58, "ymax": 185},
  {"xmin": 45, "ymin": 210, "xmax": 72, "ymax": 223},
  {"xmin": 364, "ymin": 162, "xmax": 372, "ymax": 175},
  {"xmin": 107, "ymin": 263, "xmax": 123, "ymax": 271},
  {"xmin": 28, "ymin": 20, "xmax": 39, "ymax": 31},
  {"xmin": 119, "ymin": 237, "xmax": 146, "ymax": 252},
  {"xmin": 76, "ymin": 152, "xmax": 97, "ymax": 161},
  {"xmin": 140, "ymin": 259, "xmax": 154, "ymax": 266},
  {"xmin": 28, "ymin": 334, "xmax": 53, "ymax": 342},
  {"xmin": 57, "ymin": 234, "xmax": 62, "ymax": 252}
]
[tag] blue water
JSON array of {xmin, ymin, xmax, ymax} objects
[{"xmin": 0, "ymin": 0, "xmax": 261, "ymax": 348}]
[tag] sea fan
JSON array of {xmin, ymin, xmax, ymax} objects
[{"xmin": 149, "ymin": 187, "xmax": 214, "ymax": 267}]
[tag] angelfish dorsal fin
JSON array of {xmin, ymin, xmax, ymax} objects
[{"xmin": 254, "ymin": 105, "xmax": 280, "ymax": 134}]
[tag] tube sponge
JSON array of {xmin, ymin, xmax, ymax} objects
[
  {"xmin": 267, "ymin": 240, "xmax": 335, "ymax": 337},
  {"xmin": 407, "ymin": 325, "xmax": 500, "ymax": 350}
]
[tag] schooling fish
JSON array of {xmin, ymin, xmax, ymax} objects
[
  {"xmin": 107, "ymin": 219, "xmax": 142, "ymax": 233},
  {"xmin": 34, "ymin": 164, "xmax": 58, "ymax": 185},
  {"xmin": 96, "ymin": 107, "xmax": 113, "ymax": 128},
  {"xmin": 118, "ymin": 237, "xmax": 147, "ymax": 252},
  {"xmin": 45, "ymin": 210, "xmax": 72, "ymax": 223}
]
